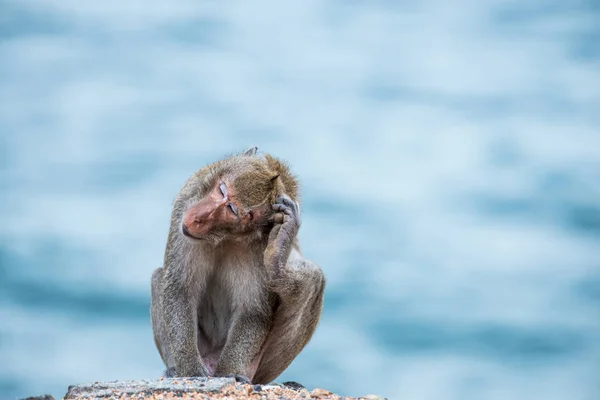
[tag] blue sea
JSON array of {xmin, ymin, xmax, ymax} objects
[{"xmin": 1, "ymin": 1, "xmax": 599, "ymax": 399}]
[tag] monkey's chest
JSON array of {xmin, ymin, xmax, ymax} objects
[
  {"xmin": 196, "ymin": 283, "xmax": 233, "ymax": 349},
  {"xmin": 195, "ymin": 266, "xmax": 267, "ymax": 348},
  {"xmin": 195, "ymin": 284, "xmax": 233, "ymax": 375}
]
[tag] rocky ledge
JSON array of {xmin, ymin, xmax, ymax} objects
[{"xmin": 22, "ymin": 377, "xmax": 386, "ymax": 400}]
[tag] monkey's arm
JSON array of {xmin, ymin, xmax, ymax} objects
[
  {"xmin": 160, "ymin": 278, "xmax": 210, "ymax": 377},
  {"xmin": 251, "ymin": 195, "xmax": 325, "ymax": 383}
]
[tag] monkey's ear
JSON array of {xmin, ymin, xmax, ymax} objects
[{"xmin": 244, "ymin": 146, "xmax": 258, "ymax": 156}]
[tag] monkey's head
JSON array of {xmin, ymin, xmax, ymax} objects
[{"xmin": 180, "ymin": 148, "xmax": 299, "ymax": 244}]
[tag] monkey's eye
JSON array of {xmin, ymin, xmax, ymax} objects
[
  {"xmin": 228, "ymin": 202, "xmax": 238, "ymax": 215},
  {"xmin": 219, "ymin": 182, "xmax": 228, "ymax": 198}
]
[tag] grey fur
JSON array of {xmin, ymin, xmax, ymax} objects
[
  {"xmin": 151, "ymin": 153, "xmax": 325, "ymax": 383},
  {"xmin": 244, "ymin": 146, "xmax": 259, "ymax": 156}
]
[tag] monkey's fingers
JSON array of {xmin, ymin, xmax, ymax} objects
[
  {"xmin": 273, "ymin": 195, "xmax": 301, "ymax": 224},
  {"xmin": 274, "ymin": 195, "xmax": 298, "ymax": 213},
  {"xmin": 269, "ymin": 212, "xmax": 285, "ymax": 225},
  {"xmin": 272, "ymin": 204, "xmax": 294, "ymax": 216}
]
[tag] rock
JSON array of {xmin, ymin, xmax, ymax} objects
[
  {"xmin": 56, "ymin": 377, "xmax": 363, "ymax": 399},
  {"xmin": 20, "ymin": 396, "xmax": 55, "ymax": 400},
  {"xmin": 282, "ymin": 380, "xmax": 306, "ymax": 390},
  {"xmin": 64, "ymin": 377, "xmax": 235, "ymax": 399},
  {"xmin": 362, "ymin": 395, "xmax": 387, "ymax": 400},
  {"xmin": 311, "ymin": 387, "xmax": 333, "ymax": 398}
]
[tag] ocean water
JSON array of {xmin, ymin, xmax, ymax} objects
[{"xmin": 1, "ymin": 1, "xmax": 599, "ymax": 399}]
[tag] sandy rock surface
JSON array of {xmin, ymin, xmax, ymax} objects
[{"xmin": 55, "ymin": 377, "xmax": 386, "ymax": 400}]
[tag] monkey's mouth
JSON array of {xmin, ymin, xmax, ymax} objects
[{"xmin": 181, "ymin": 224, "xmax": 203, "ymax": 240}]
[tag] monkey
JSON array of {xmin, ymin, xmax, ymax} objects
[{"xmin": 150, "ymin": 146, "xmax": 326, "ymax": 384}]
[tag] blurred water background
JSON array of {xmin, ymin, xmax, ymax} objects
[{"xmin": 1, "ymin": 1, "xmax": 599, "ymax": 399}]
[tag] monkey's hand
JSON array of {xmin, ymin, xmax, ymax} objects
[{"xmin": 264, "ymin": 194, "xmax": 300, "ymax": 281}]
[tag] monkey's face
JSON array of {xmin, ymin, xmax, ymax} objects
[{"xmin": 181, "ymin": 178, "xmax": 268, "ymax": 243}]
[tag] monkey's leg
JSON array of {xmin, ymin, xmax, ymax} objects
[
  {"xmin": 252, "ymin": 257, "xmax": 326, "ymax": 384},
  {"xmin": 150, "ymin": 267, "xmax": 169, "ymax": 366},
  {"xmin": 214, "ymin": 313, "xmax": 271, "ymax": 380}
]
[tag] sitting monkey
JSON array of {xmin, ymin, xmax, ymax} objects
[{"xmin": 151, "ymin": 146, "xmax": 326, "ymax": 384}]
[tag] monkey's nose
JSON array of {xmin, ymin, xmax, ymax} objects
[
  {"xmin": 182, "ymin": 222, "xmax": 208, "ymax": 239},
  {"xmin": 181, "ymin": 223, "xmax": 194, "ymax": 238}
]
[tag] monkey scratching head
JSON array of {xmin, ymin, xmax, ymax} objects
[{"xmin": 181, "ymin": 150, "xmax": 299, "ymax": 242}]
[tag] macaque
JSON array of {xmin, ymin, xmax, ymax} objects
[{"xmin": 150, "ymin": 147, "xmax": 325, "ymax": 384}]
